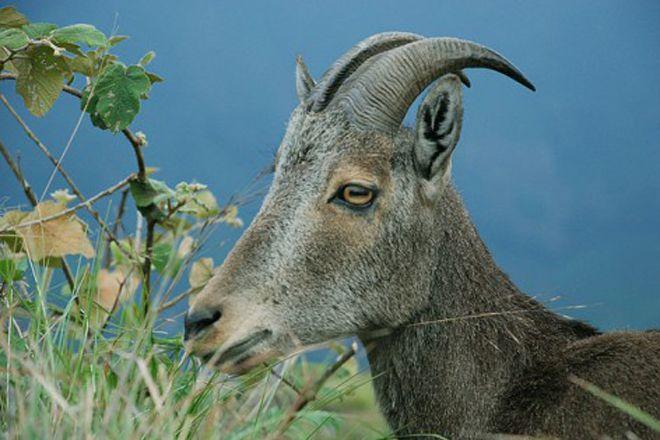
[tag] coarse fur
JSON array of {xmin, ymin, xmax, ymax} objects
[{"xmin": 186, "ymin": 35, "xmax": 660, "ymax": 439}]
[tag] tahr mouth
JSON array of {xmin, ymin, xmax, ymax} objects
[{"xmin": 201, "ymin": 329, "xmax": 273, "ymax": 372}]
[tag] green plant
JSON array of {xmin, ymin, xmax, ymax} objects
[{"xmin": 0, "ymin": 6, "xmax": 388, "ymax": 438}]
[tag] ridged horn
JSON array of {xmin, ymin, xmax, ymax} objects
[
  {"xmin": 308, "ymin": 32, "xmax": 424, "ymax": 112},
  {"xmin": 334, "ymin": 37, "xmax": 535, "ymax": 134}
]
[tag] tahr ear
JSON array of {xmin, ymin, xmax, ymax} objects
[
  {"xmin": 414, "ymin": 73, "xmax": 464, "ymax": 186},
  {"xmin": 295, "ymin": 55, "xmax": 315, "ymax": 103}
]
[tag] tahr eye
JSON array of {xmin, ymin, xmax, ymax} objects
[{"xmin": 335, "ymin": 184, "xmax": 376, "ymax": 208}]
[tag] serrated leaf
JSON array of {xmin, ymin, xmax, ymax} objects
[
  {"xmin": 0, "ymin": 6, "xmax": 28, "ymax": 28},
  {"xmin": 13, "ymin": 201, "xmax": 94, "ymax": 261},
  {"xmin": 0, "ymin": 27, "xmax": 28, "ymax": 50},
  {"xmin": 108, "ymin": 35, "xmax": 129, "ymax": 47},
  {"xmin": 139, "ymin": 50, "xmax": 155, "ymax": 67},
  {"xmin": 189, "ymin": 257, "xmax": 214, "ymax": 288},
  {"xmin": 50, "ymin": 24, "xmax": 107, "ymax": 47},
  {"xmin": 13, "ymin": 46, "xmax": 69, "ymax": 117},
  {"xmin": 92, "ymin": 64, "xmax": 151, "ymax": 132},
  {"xmin": 21, "ymin": 23, "xmax": 57, "ymax": 39}
]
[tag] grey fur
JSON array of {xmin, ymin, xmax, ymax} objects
[{"xmin": 186, "ymin": 33, "xmax": 660, "ymax": 439}]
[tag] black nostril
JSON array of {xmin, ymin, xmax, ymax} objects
[{"xmin": 184, "ymin": 308, "xmax": 222, "ymax": 341}]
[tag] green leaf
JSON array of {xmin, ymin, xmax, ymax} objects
[
  {"xmin": 108, "ymin": 239, "xmax": 135, "ymax": 268},
  {"xmin": 50, "ymin": 24, "xmax": 107, "ymax": 47},
  {"xmin": 0, "ymin": 258, "xmax": 27, "ymax": 282},
  {"xmin": 129, "ymin": 178, "xmax": 173, "ymax": 221},
  {"xmin": 139, "ymin": 50, "xmax": 155, "ymax": 67},
  {"xmin": 81, "ymin": 50, "xmax": 118, "ymax": 78},
  {"xmin": 108, "ymin": 35, "xmax": 129, "ymax": 47},
  {"xmin": 151, "ymin": 242, "xmax": 182, "ymax": 277},
  {"xmin": 145, "ymin": 71, "xmax": 164, "ymax": 84},
  {"xmin": 92, "ymin": 64, "xmax": 151, "ymax": 132},
  {"xmin": 130, "ymin": 178, "xmax": 173, "ymax": 208},
  {"xmin": 66, "ymin": 54, "xmax": 94, "ymax": 76},
  {"xmin": 21, "ymin": 22, "xmax": 57, "ymax": 39},
  {"xmin": 13, "ymin": 46, "xmax": 69, "ymax": 117},
  {"xmin": 57, "ymin": 42, "xmax": 84, "ymax": 57},
  {"xmin": 0, "ymin": 27, "xmax": 28, "ymax": 50},
  {"xmin": 0, "ymin": 6, "xmax": 28, "ymax": 28},
  {"xmin": 80, "ymin": 84, "xmax": 108, "ymax": 129}
]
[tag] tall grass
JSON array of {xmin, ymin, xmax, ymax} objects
[{"xmin": 0, "ymin": 235, "xmax": 389, "ymax": 439}]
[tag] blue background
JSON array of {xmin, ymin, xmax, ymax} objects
[{"xmin": 2, "ymin": 1, "xmax": 659, "ymax": 330}]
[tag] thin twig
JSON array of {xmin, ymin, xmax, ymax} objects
[
  {"xmin": 112, "ymin": 188, "xmax": 130, "ymax": 235},
  {"xmin": 269, "ymin": 342, "xmax": 358, "ymax": 439},
  {"xmin": 103, "ymin": 188, "xmax": 129, "ymax": 268},
  {"xmin": 157, "ymin": 286, "xmax": 200, "ymax": 313},
  {"xmin": 269, "ymin": 368, "xmax": 303, "ymax": 396},
  {"xmin": 0, "ymin": 93, "xmax": 136, "ymax": 263},
  {"xmin": 0, "ymin": 138, "xmax": 75, "ymax": 289},
  {"xmin": 121, "ymin": 128, "xmax": 147, "ymax": 181},
  {"xmin": 0, "ymin": 73, "xmax": 148, "ymax": 181},
  {"xmin": 0, "ymin": 138, "xmax": 37, "ymax": 206},
  {"xmin": 141, "ymin": 219, "xmax": 156, "ymax": 315},
  {"xmin": 1, "ymin": 174, "xmax": 135, "ymax": 232}
]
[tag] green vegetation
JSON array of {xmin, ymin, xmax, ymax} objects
[{"xmin": 0, "ymin": 6, "xmax": 388, "ymax": 438}]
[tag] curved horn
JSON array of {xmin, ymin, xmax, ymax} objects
[
  {"xmin": 335, "ymin": 37, "xmax": 536, "ymax": 134},
  {"xmin": 309, "ymin": 32, "xmax": 424, "ymax": 112}
]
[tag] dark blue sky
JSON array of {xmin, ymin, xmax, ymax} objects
[{"xmin": 2, "ymin": 1, "xmax": 659, "ymax": 330}]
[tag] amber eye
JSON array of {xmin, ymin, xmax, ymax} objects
[{"xmin": 335, "ymin": 184, "xmax": 376, "ymax": 208}]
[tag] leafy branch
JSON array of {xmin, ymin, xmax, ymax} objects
[
  {"xmin": 0, "ymin": 5, "xmax": 241, "ymax": 326},
  {"xmin": 0, "ymin": 73, "xmax": 148, "ymax": 181},
  {"xmin": 0, "ymin": 174, "xmax": 135, "ymax": 232},
  {"xmin": 0, "ymin": 6, "xmax": 373, "ymax": 440}
]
